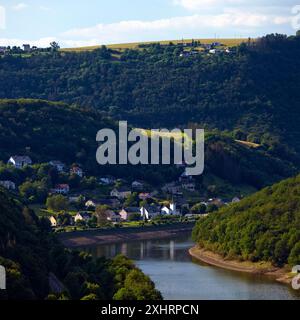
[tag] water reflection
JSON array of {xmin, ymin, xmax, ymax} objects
[
  {"xmin": 85, "ymin": 236, "xmax": 193, "ymax": 262},
  {"xmin": 82, "ymin": 234, "xmax": 300, "ymax": 300}
]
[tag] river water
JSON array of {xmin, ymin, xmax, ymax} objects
[{"xmin": 82, "ymin": 233, "xmax": 300, "ymax": 300}]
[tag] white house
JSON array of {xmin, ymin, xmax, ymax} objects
[
  {"xmin": 181, "ymin": 182, "xmax": 196, "ymax": 192},
  {"xmin": 0, "ymin": 180, "xmax": 16, "ymax": 190},
  {"xmin": 49, "ymin": 216, "xmax": 57, "ymax": 228},
  {"xmin": 69, "ymin": 195, "xmax": 85, "ymax": 203},
  {"xmin": 140, "ymin": 205, "xmax": 160, "ymax": 220},
  {"xmin": 85, "ymin": 200, "xmax": 100, "ymax": 208},
  {"xmin": 162, "ymin": 182, "xmax": 181, "ymax": 195},
  {"xmin": 232, "ymin": 197, "xmax": 241, "ymax": 203},
  {"xmin": 8, "ymin": 156, "xmax": 32, "ymax": 169},
  {"xmin": 132, "ymin": 181, "xmax": 144, "ymax": 190},
  {"xmin": 23, "ymin": 44, "xmax": 31, "ymax": 52},
  {"xmin": 49, "ymin": 161, "xmax": 65, "ymax": 173},
  {"xmin": 70, "ymin": 166, "xmax": 83, "ymax": 178},
  {"xmin": 110, "ymin": 188, "xmax": 132, "ymax": 200},
  {"xmin": 52, "ymin": 184, "xmax": 70, "ymax": 195},
  {"xmin": 74, "ymin": 212, "xmax": 91, "ymax": 223},
  {"xmin": 119, "ymin": 207, "xmax": 140, "ymax": 221},
  {"xmin": 99, "ymin": 176, "xmax": 116, "ymax": 185},
  {"xmin": 161, "ymin": 203, "xmax": 178, "ymax": 215},
  {"xmin": 179, "ymin": 172, "xmax": 196, "ymax": 191}
]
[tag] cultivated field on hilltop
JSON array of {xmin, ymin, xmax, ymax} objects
[{"xmin": 61, "ymin": 38, "xmax": 249, "ymax": 52}]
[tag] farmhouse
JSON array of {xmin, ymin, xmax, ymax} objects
[
  {"xmin": 140, "ymin": 205, "xmax": 160, "ymax": 220},
  {"xmin": 132, "ymin": 180, "xmax": 144, "ymax": 190},
  {"xmin": 69, "ymin": 195, "xmax": 85, "ymax": 203},
  {"xmin": 70, "ymin": 166, "xmax": 83, "ymax": 178},
  {"xmin": 49, "ymin": 160, "xmax": 65, "ymax": 172},
  {"xmin": 52, "ymin": 184, "xmax": 70, "ymax": 195},
  {"xmin": 162, "ymin": 182, "xmax": 181, "ymax": 195},
  {"xmin": 232, "ymin": 197, "xmax": 241, "ymax": 203},
  {"xmin": 23, "ymin": 44, "xmax": 31, "ymax": 52},
  {"xmin": 8, "ymin": 156, "xmax": 32, "ymax": 169},
  {"xmin": 74, "ymin": 212, "xmax": 91, "ymax": 223},
  {"xmin": 161, "ymin": 203, "xmax": 178, "ymax": 215},
  {"xmin": 0, "ymin": 180, "xmax": 16, "ymax": 190},
  {"xmin": 49, "ymin": 216, "xmax": 57, "ymax": 228},
  {"xmin": 99, "ymin": 176, "xmax": 116, "ymax": 185},
  {"xmin": 105, "ymin": 210, "xmax": 121, "ymax": 223},
  {"xmin": 110, "ymin": 187, "xmax": 131, "ymax": 200},
  {"xmin": 181, "ymin": 182, "xmax": 196, "ymax": 192},
  {"xmin": 139, "ymin": 193, "xmax": 151, "ymax": 201},
  {"xmin": 119, "ymin": 207, "xmax": 140, "ymax": 221}
]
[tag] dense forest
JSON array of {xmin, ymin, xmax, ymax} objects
[
  {"xmin": 1, "ymin": 34, "xmax": 300, "ymax": 156},
  {"xmin": 0, "ymin": 189, "xmax": 162, "ymax": 300},
  {"xmin": 0, "ymin": 99, "xmax": 296, "ymax": 191},
  {"xmin": 192, "ymin": 174, "xmax": 300, "ymax": 267}
]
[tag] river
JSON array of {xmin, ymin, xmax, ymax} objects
[{"xmin": 82, "ymin": 233, "xmax": 300, "ymax": 300}]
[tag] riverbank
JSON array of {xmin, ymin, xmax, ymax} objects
[
  {"xmin": 189, "ymin": 246, "xmax": 293, "ymax": 285},
  {"xmin": 58, "ymin": 223, "xmax": 194, "ymax": 248}
]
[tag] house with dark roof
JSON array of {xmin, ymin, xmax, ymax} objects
[
  {"xmin": 8, "ymin": 156, "xmax": 32, "ymax": 169},
  {"xmin": 140, "ymin": 205, "xmax": 160, "ymax": 220}
]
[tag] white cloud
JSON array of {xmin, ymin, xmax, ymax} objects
[
  {"xmin": 0, "ymin": 10, "xmax": 292, "ymax": 48},
  {"xmin": 173, "ymin": 0, "xmax": 243, "ymax": 10},
  {"xmin": 61, "ymin": 11, "xmax": 291, "ymax": 46},
  {"xmin": 12, "ymin": 3, "xmax": 28, "ymax": 11}
]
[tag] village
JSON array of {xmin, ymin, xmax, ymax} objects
[
  {"xmin": 0, "ymin": 39, "xmax": 238, "ymax": 58},
  {"xmin": 0, "ymin": 155, "xmax": 242, "ymax": 232}
]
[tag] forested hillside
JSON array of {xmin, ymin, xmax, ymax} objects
[
  {"xmin": 192, "ymin": 175, "xmax": 300, "ymax": 267},
  {"xmin": 0, "ymin": 99, "xmax": 296, "ymax": 190},
  {"xmin": 0, "ymin": 189, "xmax": 162, "ymax": 300},
  {"xmin": 1, "ymin": 34, "xmax": 300, "ymax": 157}
]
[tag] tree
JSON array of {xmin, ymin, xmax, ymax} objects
[
  {"xmin": 50, "ymin": 42, "xmax": 60, "ymax": 51},
  {"xmin": 95, "ymin": 205, "xmax": 109, "ymax": 225},
  {"xmin": 191, "ymin": 203, "xmax": 207, "ymax": 215},
  {"xmin": 46, "ymin": 195, "xmax": 69, "ymax": 211},
  {"xmin": 128, "ymin": 213, "xmax": 141, "ymax": 222},
  {"xmin": 114, "ymin": 269, "xmax": 162, "ymax": 300},
  {"xmin": 206, "ymin": 204, "xmax": 218, "ymax": 213},
  {"xmin": 124, "ymin": 192, "xmax": 139, "ymax": 207},
  {"xmin": 296, "ymin": 30, "xmax": 300, "ymax": 37}
]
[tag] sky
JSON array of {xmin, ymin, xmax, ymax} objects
[{"xmin": 0, "ymin": 0, "xmax": 299, "ymax": 48}]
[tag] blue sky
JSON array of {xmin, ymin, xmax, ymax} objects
[{"xmin": 0, "ymin": 0, "xmax": 299, "ymax": 47}]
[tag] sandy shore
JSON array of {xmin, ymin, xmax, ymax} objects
[
  {"xmin": 58, "ymin": 223, "xmax": 194, "ymax": 248},
  {"xmin": 189, "ymin": 246, "xmax": 293, "ymax": 285}
]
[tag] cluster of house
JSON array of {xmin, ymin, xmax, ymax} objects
[
  {"xmin": 0, "ymin": 156, "xmax": 83, "ymax": 195},
  {"xmin": 1, "ymin": 155, "xmax": 242, "ymax": 230},
  {"xmin": 0, "ymin": 44, "xmax": 39, "ymax": 55},
  {"xmin": 48, "ymin": 201, "xmax": 180, "ymax": 228},
  {"xmin": 0, "ymin": 156, "xmax": 33, "ymax": 191},
  {"xmin": 179, "ymin": 42, "xmax": 232, "ymax": 57},
  {"xmin": 162, "ymin": 171, "xmax": 196, "ymax": 196}
]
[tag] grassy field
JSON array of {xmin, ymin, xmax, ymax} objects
[
  {"xmin": 61, "ymin": 38, "xmax": 249, "ymax": 52},
  {"xmin": 235, "ymin": 140, "xmax": 261, "ymax": 149}
]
